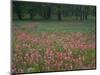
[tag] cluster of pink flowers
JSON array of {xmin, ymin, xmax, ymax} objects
[
  {"xmin": 17, "ymin": 32, "xmax": 39, "ymax": 44},
  {"xmin": 12, "ymin": 32, "xmax": 96, "ymax": 73},
  {"xmin": 17, "ymin": 32, "xmax": 31, "ymax": 41}
]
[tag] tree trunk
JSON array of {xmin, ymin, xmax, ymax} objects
[
  {"xmin": 29, "ymin": 9, "xmax": 34, "ymax": 20},
  {"xmin": 13, "ymin": 2, "xmax": 22, "ymax": 20},
  {"xmin": 58, "ymin": 11, "xmax": 62, "ymax": 21},
  {"xmin": 46, "ymin": 5, "xmax": 51, "ymax": 20},
  {"xmin": 57, "ymin": 5, "xmax": 62, "ymax": 21}
]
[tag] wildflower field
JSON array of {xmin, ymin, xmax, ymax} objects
[{"xmin": 12, "ymin": 21, "xmax": 96, "ymax": 73}]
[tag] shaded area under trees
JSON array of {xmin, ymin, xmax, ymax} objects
[{"xmin": 12, "ymin": 1, "xmax": 96, "ymax": 21}]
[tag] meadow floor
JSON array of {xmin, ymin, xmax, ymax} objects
[{"xmin": 12, "ymin": 20, "xmax": 96, "ymax": 73}]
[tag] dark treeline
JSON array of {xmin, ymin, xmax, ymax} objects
[{"xmin": 12, "ymin": 1, "xmax": 96, "ymax": 21}]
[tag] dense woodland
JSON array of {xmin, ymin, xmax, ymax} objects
[{"xmin": 12, "ymin": 1, "xmax": 96, "ymax": 21}]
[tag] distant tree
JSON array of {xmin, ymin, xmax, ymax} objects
[
  {"xmin": 39, "ymin": 4, "xmax": 52, "ymax": 20},
  {"xmin": 13, "ymin": 2, "xmax": 22, "ymax": 20},
  {"xmin": 57, "ymin": 5, "xmax": 63, "ymax": 21},
  {"xmin": 46, "ymin": 4, "xmax": 52, "ymax": 20},
  {"xmin": 13, "ymin": 1, "xmax": 96, "ymax": 21},
  {"xmin": 28, "ymin": 3, "xmax": 38, "ymax": 20}
]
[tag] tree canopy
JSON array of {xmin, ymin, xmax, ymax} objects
[{"xmin": 12, "ymin": 1, "xmax": 96, "ymax": 21}]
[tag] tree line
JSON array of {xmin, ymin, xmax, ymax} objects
[{"xmin": 12, "ymin": 1, "xmax": 96, "ymax": 21}]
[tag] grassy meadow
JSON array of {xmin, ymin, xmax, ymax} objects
[
  {"xmin": 12, "ymin": 20, "xmax": 96, "ymax": 73},
  {"xmin": 12, "ymin": 1, "xmax": 96, "ymax": 74}
]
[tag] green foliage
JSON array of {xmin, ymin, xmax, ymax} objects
[
  {"xmin": 13, "ymin": 1, "xmax": 96, "ymax": 21},
  {"xmin": 72, "ymin": 49, "xmax": 84, "ymax": 57},
  {"xmin": 84, "ymin": 49, "xmax": 96, "ymax": 65},
  {"xmin": 53, "ymin": 42, "xmax": 64, "ymax": 51}
]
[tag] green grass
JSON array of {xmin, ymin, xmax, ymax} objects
[
  {"xmin": 36, "ymin": 22, "xmax": 95, "ymax": 32},
  {"xmin": 84, "ymin": 49, "xmax": 96, "ymax": 65},
  {"xmin": 14, "ymin": 20, "xmax": 95, "ymax": 33},
  {"xmin": 72, "ymin": 48, "xmax": 96, "ymax": 66}
]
